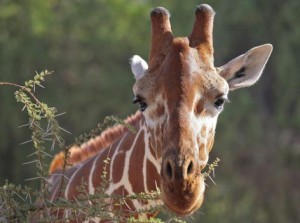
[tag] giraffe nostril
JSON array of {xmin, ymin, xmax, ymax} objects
[
  {"xmin": 165, "ymin": 161, "xmax": 173, "ymax": 180},
  {"xmin": 187, "ymin": 160, "xmax": 194, "ymax": 175}
]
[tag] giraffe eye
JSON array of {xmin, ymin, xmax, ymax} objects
[
  {"xmin": 133, "ymin": 96, "xmax": 148, "ymax": 112},
  {"xmin": 214, "ymin": 96, "xmax": 229, "ymax": 110},
  {"xmin": 139, "ymin": 101, "xmax": 147, "ymax": 112}
]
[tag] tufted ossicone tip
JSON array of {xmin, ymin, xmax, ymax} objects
[
  {"xmin": 151, "ymin": 7, "xmax": 170, "ymax": 18},
  {"xmin": 195, "ymin": 4, "xmax": 215, "ymax": 16},
  {"xmin": 150, "ymin": 6, "xmax": 172, "ymax": 33}
]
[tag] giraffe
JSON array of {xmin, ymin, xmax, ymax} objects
[{"xmin": 44, "ymin": 4, "xmax": 272, "ymax": 222}]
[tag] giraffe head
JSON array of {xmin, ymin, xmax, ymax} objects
[{"xmin": 131, "ymin": 5, "xmax": 272, "ymax": 215}]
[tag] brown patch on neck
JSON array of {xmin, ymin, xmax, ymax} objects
[
  {"xmin": 129, "ymin": 130, "xmax": 146, "ymax": 193},
  {"xmin": 147, "ymin": 159, "xmax": 160, "ymax": 191},
  {"xmin": 195, "ymin": 98, "xmax": 205, "ymax": 116},
  {"xmin": 156, "ymin": 103, "xmax": 165, "ymax": 117}
]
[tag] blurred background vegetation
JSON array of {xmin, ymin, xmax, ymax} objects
[{"xmin": 0, "ymin": 0, "xmax": 299, "ymax": 222}]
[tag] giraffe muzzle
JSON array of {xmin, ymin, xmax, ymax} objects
[{"xmin": 160, "ymin": 151, "xmax": 205, "ymax": 215}]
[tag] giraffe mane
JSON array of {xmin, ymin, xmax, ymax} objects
[{"xmin": 49, "ymin": 111, "xmax": 142, "ymax": 174}]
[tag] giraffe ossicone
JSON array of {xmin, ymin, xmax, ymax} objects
[{"xmin": 44, "ymin": 4, "xmax": 272, "ymax": 222}]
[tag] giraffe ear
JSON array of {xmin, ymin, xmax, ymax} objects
[
  {"xmin": 218, "ymin": 44, "xmax": 273, "ymax": 90},
  {"xmin": 130, "ymin": 55, "xmax": 148, "ymax": 80}
]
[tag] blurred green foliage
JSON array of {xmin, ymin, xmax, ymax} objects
[{"xmin": 0, "ymin": 0, "xmax": 299, "ymax": 222}]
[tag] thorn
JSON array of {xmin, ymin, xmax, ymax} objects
[
  {"xmin": 50, "ymin": 139, "xmax": 56, "ymax": 151},
  {"xmin": 40, "ymin": 150, "xmax": 53, "ymax": 158},
  {"xmin": 37, "ymin": 83, "xmax": 45, "ymax": 88},
  {"xmin": 25, "ymin": 193, "xmax": 32, "ymax": 203},
  {"xmin": 46, "ymin": 125, "xmax": 54, "ymax": 133},
  {"xmin": 74, "ymin": 196, "xmax": 80, "ymax": 205},
  {"xmin": 35, "ymin": 160, "xmax": 42, "ymax": 171},
  {"xmin": 41, "ymin": 137, "xmax": 53, "ymax": 141},
  {"xmin": 42, "ymin": 177, "xmax": 52, "ymax": 184},
  {"xmin": 124, "ymin": 199, "xmax": 132, "ymax": 211},
  {"xmin": 208, "ymin": 175, "xmax": 216, "ymax": 185},
  {"xmin": 21, "ymin": 160, "xmax": 38, "ymax": 165},
  {"xmin": 42, "ymin": 132, "xmax": 52, "ymax": 138},
  {"xmin": 46, "ymin": 120, "xmax": 51, "ymax": 132},
  {"xmin": 54, "ymin": 133, "xmax": 62, "ymax": 145},
  {"xmin": 19, "ymin": 139, "xmax": 33, "ymax": 146},
  {"xmin": 54, "ymin": 112, "xmax": 66, "ymax": 117},
  {"xmin": 58, "ymin": 126, "xmax": 72, "ymax": 135},
  {"xmin": 22, "ymin": 105, "xmax": 26, "ymax": 111},
  {"xmin": 24, "ymin": 176, "xmax": 42, "ymax": 181},
  {"xmin": 13, "ymin": 192, "xmax": 25, "ymax": 201},
  {"xmin": 35, "ymin": 123, "xmax": 45, "ymax": 132},
  {"xmin": 29, "ymin": 119, "xmax": 35, "ymax": 128},
  {"xmin": 46, "ymin": 199, "xmax": 57, "ymax": 206},
  {"xmin": 26, "ymin": 151, "xmax": 38, "ymax": 158},
  {"xmin": 18, "ymin": 123, "xmax": 30, "ymax": 128}
]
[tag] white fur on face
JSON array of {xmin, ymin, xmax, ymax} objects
[{"xmin": 130, "ymin": 55, "xmax": 148, "ymax": 80}]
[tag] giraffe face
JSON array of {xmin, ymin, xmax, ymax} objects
[
  {"xmin": 130, "ymin": 4, "xmax": 272, "ymax": 216},
  {"xmin": 132, "ymin": 37, "xmax": 229, "ymax": 215}
]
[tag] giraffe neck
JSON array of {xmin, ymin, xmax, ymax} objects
[
  {"xmin": 106, "ymin": 118, "xmax": 162, "ymax": 196},
  {"xmin": 49, "ymin": 114, "xmax": 163, "ymax": 220}
]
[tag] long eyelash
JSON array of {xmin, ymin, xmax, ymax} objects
[
  {"xmin": 216, "ymin": 94, "xmax": 230, "ymax": 103},
  {"xmin": 133, "ymin": 96, "xmax": 142, "ymax": 104}
]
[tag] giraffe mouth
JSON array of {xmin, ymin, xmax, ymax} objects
[{"xmin": 160, "ymin": 174, "xmax": 206, "ymax": 216}]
